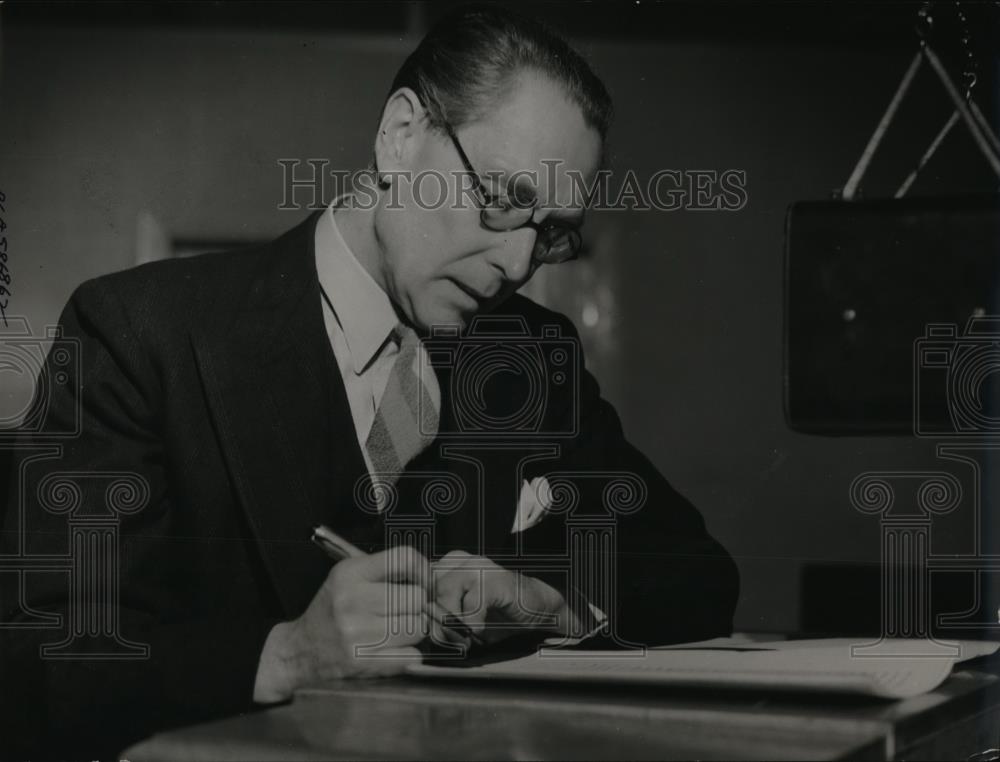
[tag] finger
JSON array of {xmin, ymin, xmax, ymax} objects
[
  {"xmin": 427, "ymin": 600, "xmax": 456, "ymax": 625},
  {"xmin": 348, "ymin": 612, "xmax": 432, "ymax": 650},
  {"xmin": 462, "ymin": 575, "xmax": 486, "ymax": 624},
  {"xmin": 351, "ymin": 646, "xmax": 424, "ymax": 677},
  {"xmin": 384, "ymin": 613, "xmax": 438, "ymax": 647},
  {"xmin": 426, "ymin": 600, "xmax": 476, "ymax": 643},
  {"xmin": 433, "ymin": 568, "xmax": 474, "ymax": 619},
  {"xmin": 431, "ymin": 549, "xmax": 472, "ymax": 574},
  {"xmin": 435, "ymin": 571, "xmax": 492, "ymax": 640},
  {"xmin": 422, "ymin": 604, "xmax": 472, "ymax": 648},
  {"xmin": 433, "ymin": 554, "xmax": 498, "ymax": 605},
  {"xmin": 374, "ymin": 583, "xmax": 433, "ymax": 617},
  {"xmin": 349, "ymin": 582, "xmax": 428, "ymax": 617},
  {"xmin": 358, "ymin": 545, "xmax": 433, "ymax": 586}
]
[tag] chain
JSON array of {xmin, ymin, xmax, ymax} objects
[
  {"xmin": 917, "ymin": 1, "xmax": 979, "ymax": 100},
  {"xmin": 953, "ymin": 0, "xmax": 976, "ymax": 99}
]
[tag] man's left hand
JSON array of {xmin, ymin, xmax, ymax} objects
[{"xmin": 431, "ymin": 550, "xmax": 583, "ymax": 643}]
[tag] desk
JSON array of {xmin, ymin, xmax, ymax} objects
[{"xmin": 123, "ymin": 662, "xmax": 1000, "ymax": 761}]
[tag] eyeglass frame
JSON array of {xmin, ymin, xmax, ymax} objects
[{"xmin": 435, "ymin": 117, "xmax": 584, "ymax": 266}]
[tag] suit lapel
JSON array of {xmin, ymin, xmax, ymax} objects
[{"xmin": 191, "ymin": 212, "xmax": 369, "ymax": 618}]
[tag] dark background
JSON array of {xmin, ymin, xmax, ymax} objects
[{"xmin": 1, "ymin": 0, "xmax": 999, "ymax": 634}]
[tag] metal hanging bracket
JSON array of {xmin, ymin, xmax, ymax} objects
[{"xmin": 840, "ymin": 42, "xmax": 1000, "ymax": 201}]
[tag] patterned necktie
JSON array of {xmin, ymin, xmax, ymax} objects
[{"xmin": 365, "ymin": 324, "xmax": 440, "ymax": 488}]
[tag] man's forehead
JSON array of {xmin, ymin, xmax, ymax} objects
[
  {"xmin": 459, "ymin": 72, "xmax": 602, "ymax": 210},
  {"xmin": 488, "ymin": 153, "xmax": 596, "ymax": 209},
  {"xmin": 472, "ymin": 132, "xmax": 600, "ymax": 212}
]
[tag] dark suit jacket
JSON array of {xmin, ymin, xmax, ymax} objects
[{"xmin": 0, "ymin": 211, "xmax": 738, "ymax": 758}]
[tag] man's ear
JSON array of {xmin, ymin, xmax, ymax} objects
[{"xmin": 373, "ymin": 87, "xmax": 426, "ymax": 177}]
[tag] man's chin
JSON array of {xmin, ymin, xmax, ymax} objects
[
  {"xmin": 415, "ymin": 294, "xmax": 509, "ymax": 334},
  {"xmin": 413, "ymin": 305, "xmax": 472, "ymax": 334}
]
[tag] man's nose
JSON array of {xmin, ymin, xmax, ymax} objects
[{"xmin": 489, "ymin": 228, "xmax": 537, "ymax": 283}]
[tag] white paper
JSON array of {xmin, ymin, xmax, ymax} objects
[{"xmin": 408, "ymin": 637, "xmax": 1000, "ymax": 699}]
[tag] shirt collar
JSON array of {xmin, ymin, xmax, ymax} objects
[{"xmin": 315, "ymin": 198, "xmax": 398, "ymax": 375}]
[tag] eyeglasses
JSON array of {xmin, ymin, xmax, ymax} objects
[{"xmin": 439, "ymin": 120, "xmax": 583, "ymax": 266}]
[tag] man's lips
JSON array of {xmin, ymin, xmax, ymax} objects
[{"xmin": 452, "ymin": 280, "xmax": 495, "ymax": 304}]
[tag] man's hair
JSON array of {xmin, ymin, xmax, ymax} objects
[{"xmin": 388, "ymin": 4, "xmax": 613, "ymax": 141}]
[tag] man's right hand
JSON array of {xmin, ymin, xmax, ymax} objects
[{"xmin": 253, "ymin": 545, "xmax": 453, "ymax": 703}]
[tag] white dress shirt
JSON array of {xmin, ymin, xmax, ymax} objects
[{"xmin": 314, "ymin": 200, "xmax": 441, "ymax": 477}]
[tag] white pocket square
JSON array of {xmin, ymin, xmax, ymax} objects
[{"xmin": 511, "ymin": 476, "xmax": 553, "ymax": 534}]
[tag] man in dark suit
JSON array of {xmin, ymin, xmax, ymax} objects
[{"xmin": 1, "ymin": 5, "xmax": 738, "ymax": 758}]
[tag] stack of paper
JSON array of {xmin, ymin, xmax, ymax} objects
[{"xmin": 407, "ymin": 637, "xmax": 1000, "ymax": 699}]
